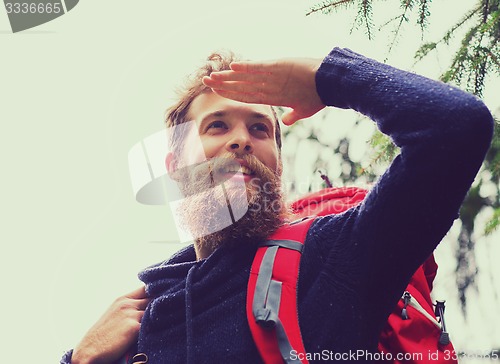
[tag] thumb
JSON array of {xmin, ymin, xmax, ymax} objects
[{"xmin": 281, "ymin": 109, "xmax": 302, "ymax": 126}]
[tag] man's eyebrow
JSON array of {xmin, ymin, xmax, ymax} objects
[
  {"xmin": 198, "ymin": 111, "xmax": 226, "ymax": 128},
  {"xmin": 200, "ymin": 110, "xmax": 275, "ymax": 123},
  {"xmin": 201, "ymin": 110, "xmax": 227, "ymax": 121},
  {"xmin": 251, "ymin": 112, "xmax": 275, "ymax": 123}
]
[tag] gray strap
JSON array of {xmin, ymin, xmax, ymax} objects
[
  {"xmin": 268, "ymin": 282, "xmax": 303, "ymax": 363},
  {"xmin": 253, "ymin": 246, "xmax": 279, "ymax": 326},
  {"xmin": 259, "ymin": 280, "xmax": 282, "ymax": 328},
  {"xmin": 258, "ymin": 239, "xmax": 304, "ymax": 252},
  {"xmin": 252, "ymin": 244, "xmax": 305, "ymax": 363},
  {"xmin": 276, "ymin": 320, "xmax": 303, "ymax": 364},
  {"xmin": 267, "ymin": 280, "xmax": 282, "ymax": 312}
]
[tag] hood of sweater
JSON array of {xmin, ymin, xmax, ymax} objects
[{"xmin": 137, "ymin": 241, "xmax": 259, "ymax": 363}]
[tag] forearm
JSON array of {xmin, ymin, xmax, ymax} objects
[
  {"xmin": 315, "ymin": 47, "xmax": 493, "ymax": 241},
  {"xmin": 315, "ymin": 47, "xmax": 493, "ymax": 320},
  {"xmin": 316, "ymin": 47, "xmax": 493, "ymax": 153}
]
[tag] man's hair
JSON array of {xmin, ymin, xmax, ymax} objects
[{"xmin": 165, "ymin": 51, "xmax": 282, "ymax": 155}]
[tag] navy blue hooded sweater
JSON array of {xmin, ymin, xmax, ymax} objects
[
  {"xmin": 62, "ymin": 48, "xmax": 493, "ymax": 364},
  {"xmin": 134, "ymin": 48, "xmax": 493, "ymax": 363}
]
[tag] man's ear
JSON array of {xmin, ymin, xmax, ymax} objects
[{"xmin": 165, "ymin": 152, "xmax": 180, "ymax": 180}]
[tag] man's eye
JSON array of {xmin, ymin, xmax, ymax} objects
[
  {"xmin": 207, "ymin": 121, "xmax": 227, "ymax": 130},
  {"xmin": 251, "ymin": 123, "xmax": 270, "ymax": 133}
]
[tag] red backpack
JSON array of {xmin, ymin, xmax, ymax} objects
[{"xmin": 247, "ymin": 186, "xmax": 457, "ymax": 364}]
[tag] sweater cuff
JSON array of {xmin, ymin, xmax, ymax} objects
[
  {"xmin": 315, "ymin": 47, "xmax": 378, "ymax": 110},
  {"xmin": 60, "ymin": 349, "xmax": 73, "ymax": 364}
]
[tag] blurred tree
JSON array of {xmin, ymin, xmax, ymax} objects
[{"xmin": 300, "ymin": 0, "xmax": 500, "ymax": 313}]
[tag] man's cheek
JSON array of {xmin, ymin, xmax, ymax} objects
[{"xmin": 174, "ymin": 121, "xmax": 209, "ymax": 167}]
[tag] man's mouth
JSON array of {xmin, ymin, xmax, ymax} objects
[{"xmin": 218, "ymin": 165, "xmax": 255, "ymax": 176}]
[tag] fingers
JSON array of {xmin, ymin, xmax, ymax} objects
[
  {"xmin": 203, "ymin": 61, "xmax": 279, "ymax": 94},
  {"xmin": 71, "ymin": 288, "xmax": 151, "ymax": 364},
  {"xmin": 229, "ymin": 60, "xmax": 276, "ymax": 73},
  {"xmin": 281, "ymin": 110, "xmax": 301, "ymax": 126},
  {"xmin": 204, "ymin": 74, "xmax": 280, "ymax": 95},
  {"xmin": 206, "ymin": 70, "xmax": 271, "ymax": 83},
  {"xmin": 130, "ymin": 309, "xmax": 147, "ymax": 323},
  {"xmin": 123, "ymin": 286, "xmax": 151, "ymax": 310},
  {"xmin": 205, "ymin": 79, "xmax": 268, "ymax": 95},
  {"xmin": 126, "ymin": 285, "xmax": 148, "ymax": 300},
  {"xmin": 135, "ymin": 297, "xmax": 150, "ymax": 311},
  {"xmin": 202, "ymin": 60, "xmax": 285, "ymax": 100}
]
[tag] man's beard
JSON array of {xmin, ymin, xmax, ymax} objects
[{"xmin": 175, "ymin": 153, "xmax": 290, "ymax": 254}]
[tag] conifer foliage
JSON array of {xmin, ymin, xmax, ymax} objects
[{"xmin": 305, "ymin": 0, "xmax": 500, "ymax": 312}]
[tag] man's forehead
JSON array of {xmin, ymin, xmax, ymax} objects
[
  {"xmin": 187, "ymin": 91, "xmax": 275, "ymax": 122},
  {"xmin": 200, "ymin": 109, "xmax": 275, "ymax": 122}
]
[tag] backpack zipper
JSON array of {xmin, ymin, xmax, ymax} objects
[
  {"xmin": 400, "ymin": 291, "xmax": 441, "ymax": 329},
  {"xmin": 434, "ymin": 300, "xmax": 450, "ymax": 345},
  {"xmin": 401, "ymin": 291, "xmax": 411, "ymax": 320},
  {"xmin": 400, "ymin": 291, "xmax": 452, "ymax": 347}
]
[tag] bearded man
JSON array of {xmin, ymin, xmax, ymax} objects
[{"xmin": 62, "ymin": 48, "xmax": 493, "ymax": 364}]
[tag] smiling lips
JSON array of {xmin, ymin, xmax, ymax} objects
[
  {"xmin": 214, "ymin": 161, "xmax": 256, "ymax": 184},
  {"xmin": 219, "ymin": 165, "xmax": 254, "ymax": 176}
]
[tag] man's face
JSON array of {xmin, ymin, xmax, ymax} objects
[
  {"xmin": 167, "ymin": 91, "xmax": 286, "ymax": 252},
  {"xmin": 175, "ymin": 91, "xmax": 280, "ymax": 178}
]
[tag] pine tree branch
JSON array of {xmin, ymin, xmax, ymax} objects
[
  {"xmin": 417, "ymin": 0, "xmax": 431, "ymax": 33},
  {"xmin": 486, "ymin": 47, "xmax": 500, "ymax": 68},
  {"xmin": 441, "ymin": 25, "xmax": 480, "ymax": 86},
  {"xmin": 440, "ymin": 3, "xmax": 483, "ymax": 44},
  {"xmin": 414, "ymin": 3, "xmax": 482, "ymax": 62},
  {"xmin": 481, "ymin": 0, "xmax": 489, "ymax": 23},
  {"xmin": 306, "ymin": 0, "xmax": 356, "ymax": 16},
  {"xmin": 358, "ymin": 0, "xmax": 374, "ymax": 39},
  {"xmin": 387, "ymin": 0, "xmax": 415, "ymax": 54},
  {"xmin": 485, "ymin": 208, "xmax": 500, "ymax": 235}
]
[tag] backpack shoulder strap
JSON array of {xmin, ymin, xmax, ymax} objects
[{"xmin": 247, "ymin": 217, "xmax": 315, "ymax": 364}]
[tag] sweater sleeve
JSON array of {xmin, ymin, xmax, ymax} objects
[
  {"xmin": 311, "ymin": 48, "xmax": 493, "ymax": 329},
  {"xmin": 60, "ymin": 350, "xmax": 72, "ymax": 364}
]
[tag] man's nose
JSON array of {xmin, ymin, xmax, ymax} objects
[{"xmin": 225, "ymin": 128, "xmax": 253, "ymax": 154}]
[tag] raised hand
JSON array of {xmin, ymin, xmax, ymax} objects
[
  {"xmin": 71, "ymin": 286, "xmax": 150, "ymax": 364},
  {"xmin": 202, "ymin": 58, "xmax": 325, "ymax": 125}
]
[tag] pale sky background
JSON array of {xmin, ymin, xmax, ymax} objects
[{"xmin": 1, "ymin": 1, "xmax": 499, "ymax": 363}]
